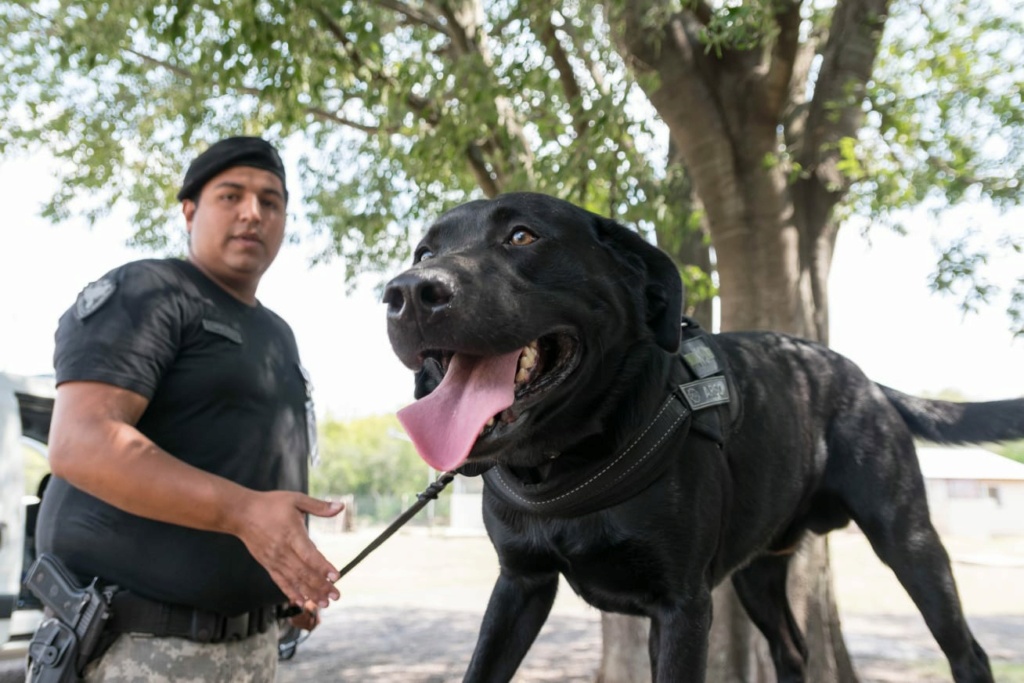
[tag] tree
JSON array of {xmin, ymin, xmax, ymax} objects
[
  {"xmin": 313, "ymin": 413, "xmax": 440, "ymax": 523},
  {"xmin": 2, "ymin": 0, "xmax": 1022, "ymax": 680},
  {"xmin": 312, "ymin": 413, "xmax": 426, "ymax": 499}
]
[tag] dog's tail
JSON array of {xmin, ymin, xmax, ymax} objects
[{"xmin": 880, "ymin": 385, "xmax": 1024, "ymax": 444}]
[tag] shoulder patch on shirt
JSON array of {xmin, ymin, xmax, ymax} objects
[
  {"xmin": 201, "ymin": 319, "xmax": 244, "ymax": 344},
  {"xmin": 75, "ymin": 277, "xmax": 117, "ymax": 320}
]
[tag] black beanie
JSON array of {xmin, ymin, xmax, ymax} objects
[{"xmin": 177, "ymin": 136, "xmax": 288, "ymax": 202}]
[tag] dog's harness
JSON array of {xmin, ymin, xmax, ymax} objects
[
  {"xmin": 481, "ymin": 318, "xmax": 739, "ymax": 517},
  {"xmin": 324, "ymin": 320, "xmax": 737, "ymax": 578}
]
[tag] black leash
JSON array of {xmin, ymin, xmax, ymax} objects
[{"xmin": 333, "ymin": 470, "xmax": 457, "ymax": 581}]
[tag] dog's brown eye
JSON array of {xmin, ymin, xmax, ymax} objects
[{"xmin": 508, "ymin": 228, "xmax": 538, "ymax": 247}]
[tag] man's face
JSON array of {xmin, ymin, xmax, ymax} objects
[{"xmin": 182, "ymin": 166, "xmax": 287, "ymax": 296}]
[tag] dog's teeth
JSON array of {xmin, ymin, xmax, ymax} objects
[{"xmin": 516, "ymin": 342, "xmax": 540, "ymax": 384}]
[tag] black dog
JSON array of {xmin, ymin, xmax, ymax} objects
[{"xmin": 383, "ymin": 192, "xmax": 1022, "ymax": 683}]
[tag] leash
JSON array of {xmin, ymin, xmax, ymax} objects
[{"xmin": 333, "ymin": 470, "xmax": 457, "ymax": 582}]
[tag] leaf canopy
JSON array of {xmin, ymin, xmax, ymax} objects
[{"xmin": 1, "ymin": 0, "xmax": 1021, "ymax": 324}]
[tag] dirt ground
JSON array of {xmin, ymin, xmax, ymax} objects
[{"xmin": 276, "ymin": 526, "xmax": 1024, "ymax": 682}]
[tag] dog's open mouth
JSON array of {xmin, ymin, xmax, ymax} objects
[
  {"xmin": 442, "ymin": 333, "xmax": 577, "ymax": 428},
  {"xmin": 397, "ymin": 332, "xmax": 579, "ymax": 472}
]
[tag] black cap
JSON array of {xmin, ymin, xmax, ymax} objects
[{"xmin": 177, "ymin": 136, "xmax": 288, "ymax": 202}]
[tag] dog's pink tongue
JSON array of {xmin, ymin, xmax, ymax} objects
[{"xmin": 398, "ymin": 350, "xmax": 520, "ymax": 472}]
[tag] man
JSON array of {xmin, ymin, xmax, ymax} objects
[{"xmin": 31, "ymin": 136, "xmax": 342, "ymax": 682}]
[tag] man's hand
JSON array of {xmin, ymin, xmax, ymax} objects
[
  {"xmin": 232, "ymin": 491, "xmax": 344, "ymax": 609},
  {"xmin": 289, "ymin": 600, "xmax": 321, "ymax": 631}
]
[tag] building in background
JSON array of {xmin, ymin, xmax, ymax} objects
[{"xmin": 917, "ymin": 446, "xmax": 1024, "ymax": 538}]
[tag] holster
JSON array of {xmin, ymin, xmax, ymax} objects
[
  {"xmin": 26, "ymin": 618, "xmax": 82, "ymax": 683},
  {"xmin": 22, "ymin": 554, "xmax": 116, "ymax": 682}
]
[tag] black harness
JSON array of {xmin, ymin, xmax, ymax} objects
[
  {"xmin": 481, "ymin": 318, "xmax": 739, "ymax": 518},
  {"xmin": 300, "ymin": 320, "xmax": 739, "ymax": 584}
]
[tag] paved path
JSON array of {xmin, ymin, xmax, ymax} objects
[
  {"xmin": 4, "ymin": 528, "xmax": 1020, "ymax": 682},
  {"xmin": 3, "ymin": 610, "xmax": 1020, "ymax": 683},
  {"xmin": 277, "ymin": 605, "xmax": 598, "ymax": 683},
  {"xmin": 277, "ymin": 606, "xmax": 1023, "ymax": 683},
  {"xmin": 274, "ymin": 527, "xmax": 1024, "ymax": 682}
]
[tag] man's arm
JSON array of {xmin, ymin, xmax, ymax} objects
[{"xmin": 47, "ymin": 380, "xmax": 342, "ymax": 609}]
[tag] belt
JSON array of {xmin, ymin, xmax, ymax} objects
[{"xmin": 106, "ymin": 592, "xmax": 282, "ymax": 644}]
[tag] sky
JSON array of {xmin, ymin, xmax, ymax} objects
[{"xmin": 1, "ymin": 154, "xmax": 1021, "ymax": 421}]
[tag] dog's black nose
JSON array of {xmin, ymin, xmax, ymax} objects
[{"xmin": 383, "ymin": 271, "xmax": 455, "ymax": 320}]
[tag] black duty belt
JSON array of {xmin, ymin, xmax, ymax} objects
[{"xmin": 106, "ymin": 592, "xmax": 281, "ymax": 643}]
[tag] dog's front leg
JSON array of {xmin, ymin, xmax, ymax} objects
[
  {"xmin": 463, "ymin": 570, "xmax": 560, "ymax": 683},
  {"xmin": 649, "ymin": 590, "xmax": 713, "ymax": 682}
]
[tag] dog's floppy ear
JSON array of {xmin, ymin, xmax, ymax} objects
[{"xmin": 595, "ymin": 216, "xmax": 683, "ymax": 352}]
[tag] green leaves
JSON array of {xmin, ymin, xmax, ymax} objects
[
  {"xmin": 310, "ymin": 413, "xmax": 425, "ymax": 500},
  {"xmin": 1, "ymin": 0, "xmax": 674, "ymax": 282},
  {"xmin": 699, "ymin": 0, "xmax": 779, "ymax": 56},
  {"xmin": 1, "ymin": 0, "xmax": 1021, "ymax": 330},
  {"xmin": 858, "ymin": 0, "xmax": 1024, "ymax": 216}
]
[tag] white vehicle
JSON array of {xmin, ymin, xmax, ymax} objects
[{"xmin": 0, "ymin": 371, "xmax": 54, "ymax": 653}]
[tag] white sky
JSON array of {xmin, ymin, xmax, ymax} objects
[{"xmin": 1, "ymin": 154, "xmax": 1021, "ymax": 420}]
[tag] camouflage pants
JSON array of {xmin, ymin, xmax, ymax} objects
[{"xmin": 81, "ymin": 623, "xmax": 279, "ymax": 683}]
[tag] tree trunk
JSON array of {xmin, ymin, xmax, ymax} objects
[
  {"xmin": 596, "ymin": 614, "xmax": 652, "ymax": 683},
  {"xmin": 657, "ymin": 147, "xmax": 714, "ymax": 328},
  {"xmin": 599, "ymin": 0, "xmax": 890, "ymax": 679}
]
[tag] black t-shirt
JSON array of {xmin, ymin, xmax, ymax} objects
[{"xmin": 37, "ymin": 258, "xmax": 312, "ymax": 616}]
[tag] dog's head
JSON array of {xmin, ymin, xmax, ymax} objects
[{"xmin": 384, "ymin": 192, "xmax": 682, "ymax": 471}]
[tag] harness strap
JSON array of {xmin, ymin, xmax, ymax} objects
[
  {"xmin": 678, "ymin": 317, "xmax": 741, "ymax": 444},
  {"xmin": 483, "ymin": 390, "xmax": 693, "ymax": 517},
  {"xmin": 481, "ymin": 316, "xmax": 738, "ymax": 518}
]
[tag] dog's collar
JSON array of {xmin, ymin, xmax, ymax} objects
[
  {"xmin": 482, "ymin": 385, "xmax": 695, "ymax": 517},
  {"xmin": 480, "ymin": 318, "xmax": 735, "ymax": 518}
]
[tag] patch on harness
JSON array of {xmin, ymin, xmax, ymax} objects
[
  {"xmin": 680, "ymin": 337, "xmax": 720, "ymax": 378},
  {"xmin": 678, "ymin": 376, "xmax": 730, "ymax": 410}
]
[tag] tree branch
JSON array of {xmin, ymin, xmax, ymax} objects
[
  {"xmin": 691, "ymin": 0, "xmax": 715, "ymax": 26},
  {"xmin": 782, "ymin": 24, "xmax": 826, "ymax": 156},
  {"xmin": 122, "ymin": 48, "xmax": 382, "ymax": 135},
  {"xmin": 799, "ymin": 0, "xmax": 890, "ymax": 206},
  {"xmin": 306, "ymin": 107, "xmax": 380, "ymax": 134},
  {"xmin": 315, "ymin": 7, "xmax": 381, "ymax": 78},
  {"xmin": 557, "ymin": 20, "xmax": 608, "ymax": 94},
  {"xmin": 539, "ymin": 18, "xmax": 589, "ymax": 137},
  {"xmin": 122, "ymin": 47, "xmax": 193, "ymax": 81},
  {"xmin": 370, "ymin": 0, "xmax": 449, "ymax": 34},
  {"xmin": 323, "ymin": 0, "xmax": 515, "ymax": 195},
  {"xmin": 314, "ymin": 5, "xmax": 441, "ymax": 126},
  {"xmin": 436, "ymin": 1, "xmax": 480, "ymax": 57},
  {"xmin": 763, "ymin": 0, "xmax": 803, "ymax": 117},
  {"xmin": 466, "ymin": 142, "xmax": 500, "ymax": 197},
  {"xmin": 609, "ymin": 1, "xmax": 739, "ymax": 177}
]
